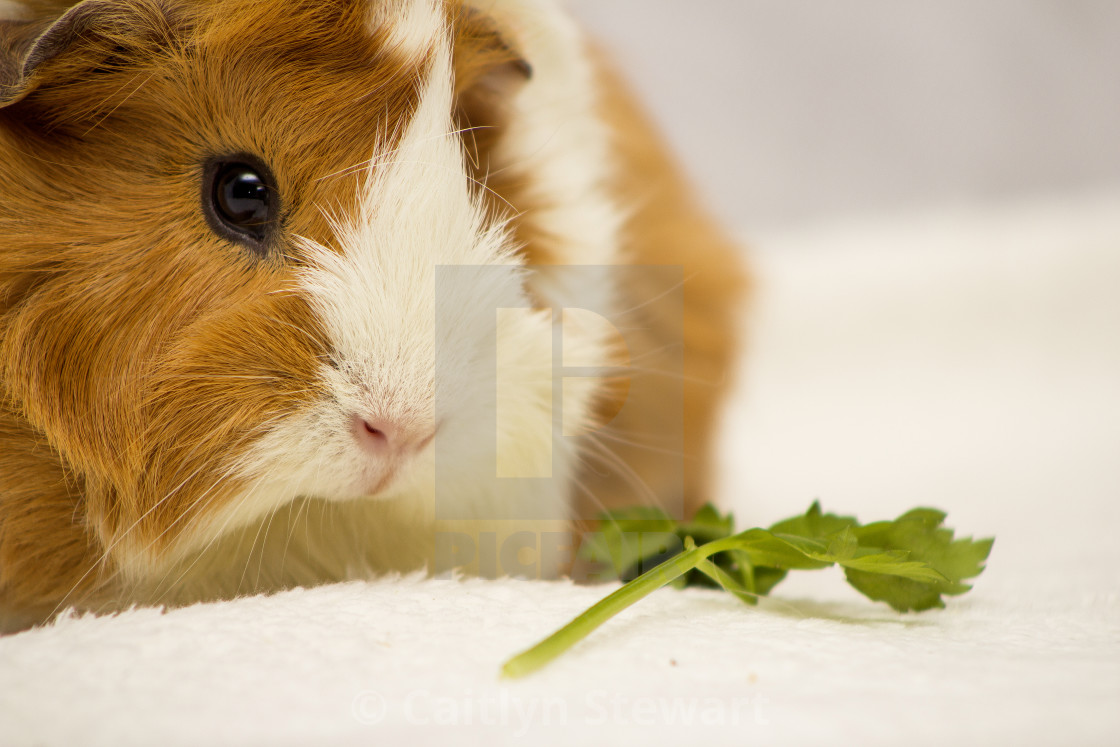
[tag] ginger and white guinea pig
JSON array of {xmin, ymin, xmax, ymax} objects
[{"xmin": 0, "ymin": 0, "xmax": 747, "ymax": 630}]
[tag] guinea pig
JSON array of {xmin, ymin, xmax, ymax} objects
[{"xmin": 0, "ymin": 0, "xmax": 747, "ymax": 631}]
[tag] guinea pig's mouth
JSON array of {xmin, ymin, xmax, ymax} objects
[
  {"xmin": 357, "ymin": 467, "xmax": 400, "ymax": 498},
  {"xmin": 350, "ymin": 458, "xmax": 418, "ymax": 500}
]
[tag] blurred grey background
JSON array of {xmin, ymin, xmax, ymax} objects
[{"xmin": 567, "ymin": 0, "xmax": 1120, "ymax": 232}]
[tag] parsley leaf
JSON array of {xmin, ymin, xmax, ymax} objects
[
  {"xmin": 844, "ymin": 508, "xmax": 995, "ymax": 611},
  {"xmin": 501, "ymin": 501, "xmax": 993, "ymax": 678}
]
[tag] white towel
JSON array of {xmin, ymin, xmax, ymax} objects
[{"xmin": 3, "ymin": 192, "xmax": 1118, "ymax": 746}]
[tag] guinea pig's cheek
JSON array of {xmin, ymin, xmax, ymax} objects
[{"xmin": 221, "ymin": 375, "xmax": 433, "ymax": 505}]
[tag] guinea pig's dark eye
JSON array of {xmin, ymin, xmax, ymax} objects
[{"xmin": 202, "ymin": 155, "xmax": 280, "ymax": 254}]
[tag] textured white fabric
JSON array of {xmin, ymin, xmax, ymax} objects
[{"xmin": 2, "ymin": 193, "xmax": 1118, "ymax": 746}]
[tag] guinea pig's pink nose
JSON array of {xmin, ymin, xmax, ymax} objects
[
  {"xmin": 351, "ymin": 414, "xmax": 434, "ymax": 455},
  {"xmin": 359, "ymin": 417, "xmax": 391, "ymax": 446}
]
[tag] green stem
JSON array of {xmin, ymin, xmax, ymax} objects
[
  {"xmin": 501, "ymin": 535, "xmax": 743, "ymax": 678},
  {"xmin": 693, "ymin": 555, "xmax": 759, "ymax": 606}
]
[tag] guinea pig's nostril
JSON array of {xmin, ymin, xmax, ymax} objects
[
  {"xmin": 350, "ymin": 414, "xmax": 434, "ymax": 456},
  {"xmin": 352, "ymin": 414, "xmax": 393, "ymax": 453}
]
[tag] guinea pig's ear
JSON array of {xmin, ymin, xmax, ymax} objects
[
  {"xmin": 452, "ymin": 7, "xmax": 532, "ymax": 134},
  {"xmin": 0, "ymin": 0, "xmax": 149, "ymax": 108},
  {"xmin": 0, "ymin": 16, "xmax": 45, "ymax": 106}
]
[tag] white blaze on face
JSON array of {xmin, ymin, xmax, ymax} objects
[
  {"xmin": 301, "ymin": 42, "xmax": 500, "ymax": 432},
  {"xmin": 221, "ymin": 10, "xmax": 569, "ymax": 533}
]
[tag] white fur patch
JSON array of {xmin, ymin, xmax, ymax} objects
[
  {"xmin": 463, "ymin": 0, "xmax": 624, "ymax": 307},
  {"xmin": 368, "ymin": 0, "xmax": 442, "ymax": 60}
]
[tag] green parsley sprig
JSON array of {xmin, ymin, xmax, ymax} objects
[{"xmin": 501, "ymin": 501, "xmax": 993, "ymax": 678}]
